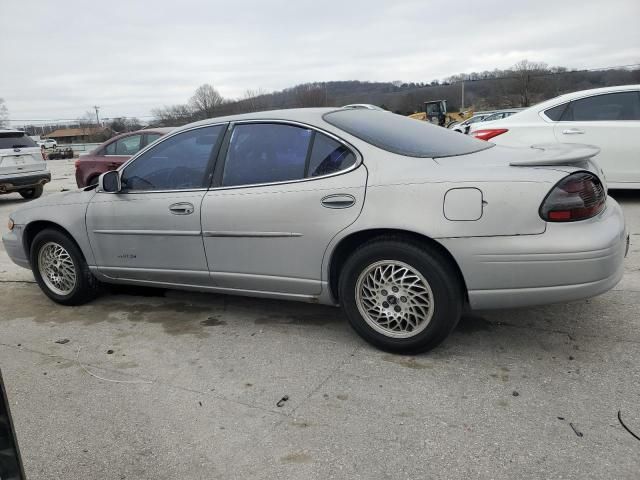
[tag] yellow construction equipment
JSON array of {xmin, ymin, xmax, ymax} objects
[{"xmin": 409, "ymin": 100, "xmax": 473, "ymax": 127}]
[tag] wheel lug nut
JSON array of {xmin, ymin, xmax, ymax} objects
[
  {"xmin": 394, "ymin": 306, "xmax": 401, "ymax": 313},
  {"xmin": 400, "ymin": 296, "xmax": 407, "ymax": 303},
  {"xmin": 392, "ymin": 286, "xmax": 399, "ymax": 293},
  {"xmin": 381, "ymin": 289, "xmax": 388, "ymax": 296},
  {"xmin": 382, "ymin": 302, "xmax": 389, "ymax": 308}
]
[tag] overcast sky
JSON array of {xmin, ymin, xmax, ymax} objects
[{"xmin": 1, "ymin": 0, "xmax": 638, "ymax": 124}]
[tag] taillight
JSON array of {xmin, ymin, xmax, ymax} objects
[
  {"xmin": 472, "ymin": 128, "xmax": 508, "ymax": 141},
  {"xmin": 540, "ymin": 172, "xmax": 606, "ymax": 222},
  {"xmin": 74, "ymin": 159, "xmax": 80, "ymax": 169},
  {"xmin": 41, "ymin": 150, "xmax": 46, "ymax": 161}
]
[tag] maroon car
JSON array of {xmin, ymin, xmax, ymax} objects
[{"xmin": 75, "ymin": 128, "xmax": 174, "ymax": 187}]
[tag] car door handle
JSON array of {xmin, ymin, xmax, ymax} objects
[
  {"xmin": 321, "ymin": 194, "xmax": 356, "ymax": 209},
  {"xmin": 169, "ymin": 202, "xmax": 194, "ymax": 215},
  {"xmin": 562, "ymin": 128, "xmax": 585, "ymax": 135}
]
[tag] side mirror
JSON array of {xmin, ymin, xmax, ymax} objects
[{"xmin": 99, "ymin": 170, "xmax": 121, "ymax": 193}]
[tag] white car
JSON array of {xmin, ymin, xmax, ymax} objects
[
  {"xmin": 469, "ymin": 85, "xmax": 640, "ymax": 189},
  {"xmin": 0, "ymin": 129, "xmax": 51, "ymax": 199},
  {"xmin": 37, "ymin": 138, "xmax": 57, "ymax": 149},
  {"xmin": 449, "ymin": 112, "xmax": 495, "ymax": 133}
]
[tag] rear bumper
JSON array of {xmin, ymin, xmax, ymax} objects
[
  {"xmin": 0, "ymin": 171, "xmax": 50, "ymax": 193},
  {"xmin": 439, "ymin": 196, "xmax": 628, "ymax": 310}
]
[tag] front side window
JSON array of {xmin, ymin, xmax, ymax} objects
[
  {"xmin": 222, "ymin": 124, "xmax": 313, "ymax": 187},
  {"xmin": 563, "ymin": 92, "xmax": 640, "ymax": 121},
  {"xmin": 121, "ymin": 125, "xmax": 224, "ymax": 191}
]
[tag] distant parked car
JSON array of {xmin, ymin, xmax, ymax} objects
[
  {"xmin": 37, "ymin": 139, "xmax": 57, "ymax": 149},
  {"xmin": 477, "ymin": 109, "xmax": 524, "ymax": 123},
  {"xmin": 75, "ymin": 128, "xmax": 174, "ymax": 187},
  {"xmin": 0, "ymin": 129, "xmax": 50, "ymax": 199},
  {"xmin": 469, "ymin": 85, "xmax": 640, "ymax": 189},
  {"xmin": 449, "ymin": 112, "xmax": 495, "ymax": 133},
  {"xmin": 342, "ymin": 104, "xmax": 386, "ymax": 111}
]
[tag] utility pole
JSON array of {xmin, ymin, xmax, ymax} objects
[
  {"xmin": 93, "ymin": 105, "xmax": 100, "ymax": 126},
  {"xmin": 461, "ymin": 80, "xmax": 465, "ymax": 111}
]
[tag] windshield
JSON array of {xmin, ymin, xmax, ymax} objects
[{"xmin": 323, "ymin": 109, "xmax": 493, "ymax": 158}]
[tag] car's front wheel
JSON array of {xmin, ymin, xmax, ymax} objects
[
  {"xmin": 30, "ymin": 229, "xmax": 100, "ymax": 305},
  {"xmin": 19, "ymin": 185, "xmax": 43, "ymax": 199},
  {"xmin": 339, "ymin": 238, "xmax": 463, "ymax": 354}
]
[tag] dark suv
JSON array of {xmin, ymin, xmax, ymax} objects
[{"xmin": 74, "ymin": 128, "xmax": 174, "ymax": 187}]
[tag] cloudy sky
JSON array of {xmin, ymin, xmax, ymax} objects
[{"xmin": 1, "ymin": 0, "xmax": 638, "ymax": 124}]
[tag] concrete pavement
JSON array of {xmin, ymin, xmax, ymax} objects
[{"xmin": 0, "ymin": 160, "xmax": 638, "ymax": 479}]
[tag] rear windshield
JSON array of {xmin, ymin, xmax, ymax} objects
[
  {"xmin": 323, "ymin": 109, "xmax": 493, "ymax": 158},
  {"xmin": 0, "ymin": 132, "xmax": 37, "ymax": 149}
]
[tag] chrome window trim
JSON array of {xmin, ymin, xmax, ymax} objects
[{"xmin": 209, "ymin": 119, "xmax": 363, "ymax": 192}]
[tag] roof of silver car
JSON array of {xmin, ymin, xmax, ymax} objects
[{"xmin": 182, "ymin": 107, "xmax": 336, "ymax": 131}]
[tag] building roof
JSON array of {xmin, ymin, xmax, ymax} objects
[{"xmin": 45, "ymin": 127, "xmax": 110, "ymax": 138}]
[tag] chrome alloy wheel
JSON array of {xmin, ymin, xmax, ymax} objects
[
  {"xmin": 38, "ymin": 241, "xmax": 77, "ymax": 296},
  {"xmin": 355, "ymin": 260, "xmax": 434, "ymax": 338}
]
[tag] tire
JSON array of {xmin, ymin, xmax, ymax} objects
[
  {"xmin": 338, "ymin": 237, "xmax": 463, "ymax": 354},
  {"xmin": 30, "ymin": 229, "xmax": 100, "ymax": 305},
  {"xmin": 19, "ymin": 185, "xmax": 43, "ymax": 199}
]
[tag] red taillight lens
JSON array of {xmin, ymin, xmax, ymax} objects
[
  {"xmin": 471, "ymin": 128, "xmax": 509, "ymax": 141},
  {"xmin": 74, "ymin": 159, "xmax": 80, "ymax": 169},
  {"xmin": 540, "ymin": 172, "xmax": 606, "ymax": 222}
]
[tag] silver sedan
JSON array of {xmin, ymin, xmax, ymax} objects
[{"xmin": 2, "ymin": 108, "xmax": 628, "ymax": 353}]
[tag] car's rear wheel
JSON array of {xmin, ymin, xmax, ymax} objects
[
  {"xmin": 30, "ymin": 229, "xmax": 100, "ymax": 305},
  {"xmin": 19, "ymin": 185, "xmax": 43, "ymax": 199},
  {"xmin": 339, "ymin": 238, "xmax": 463, "ymax": 354}
]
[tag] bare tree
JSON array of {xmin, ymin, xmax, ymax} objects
[
  {"xmin": 294, "ymin": 83, "xmax": 328, "ymax": 107},
  {"xmin": 189, "ymin": 84, "xmax": 224, "ymax": 119},
  {"xmin": 151, "ymin": 104, "xmax": 194, "ymax": 126},
  {"xmin": 108, "ymin": 117, "xmax": 143, "ymax": 133},
  {"xmin": 242, "ymin": 88, "xmax": 270, "ymax": 112},
  {"xmin": 511, "ymin": 59, "xmax": 549, "ymax": 107},
  {"xmin": 0, "ymin": 98, "xmax": 8, "ymax": 127}
]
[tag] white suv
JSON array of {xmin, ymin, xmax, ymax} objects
[
  {"xmin": 0, "ymin": 129, "xmax": 51, "ymax": 199},
  {"xmin": 37, "ymin": 138, "xmax": 57, "ymax": 149},
  {"xmin": 469, "ymin": 85, "xmax": 640, "ymax": 189}
]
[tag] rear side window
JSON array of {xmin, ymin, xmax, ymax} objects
[
  {"xmin": 145, "ymin": 133, "xmax": 162, "ymax": 145},
  {"xmin": 307, "ymin": 133, "xmax": 355, "ymax": 177},
  {"xmin": 323, "ymin": 109, "xmax": 492, "ymax": 158},
  {"xmin": 544, "ymin": 103, "xmax": 568, "ymax": 121},
  {"xmin": 222, "ymin": 124, "xmax": 312, "ymax": 187},
  {"xmin": 0, "ymin": 132, "xmax": 37, "ymax": 149},
  {"xmin": 563, "ymin": 92, "xmax": 640, "ymax": 121}
]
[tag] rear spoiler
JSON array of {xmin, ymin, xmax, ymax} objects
[{"xmin": 509, "ymin": 143, "xmax": 600, "ymax": 167}]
